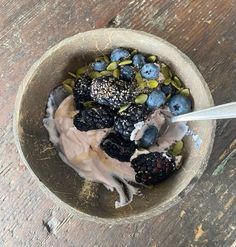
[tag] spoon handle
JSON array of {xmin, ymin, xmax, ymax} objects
[{"xmin": 171, "ymin": 102, "xmax": 236, "ymax": 123}]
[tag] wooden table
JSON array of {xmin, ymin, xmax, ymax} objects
[{"xmin": 1, "ymin": 1, "xmax": 236, "ymax": 246}]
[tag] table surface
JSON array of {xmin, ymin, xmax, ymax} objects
[{"xmin": 1, "ymin": 0, "xmax": 236, "ymax": 246}]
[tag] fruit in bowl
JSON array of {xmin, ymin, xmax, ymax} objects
[
  {"xmin": 14, "ymin": 29, "xmax": 215, "ymax": 223},
  {"xmin": 43, "ymin": 47, "xmax": 194, "ymax": 208}
]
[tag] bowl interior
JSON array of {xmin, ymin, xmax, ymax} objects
[{"xmin": 15, "ymin": 29, "xmax": 215, "ymax": 223}]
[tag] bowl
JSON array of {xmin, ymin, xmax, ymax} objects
[{"xmin": 13, "ymin": 28, "xmax": 215, "ymax": 224}]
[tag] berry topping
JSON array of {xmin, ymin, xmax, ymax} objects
[
  {"xmin": 146, "ymin": 90, "xmax": 166, "ymax": 109},
  {"xmin": 168, "ymin": 94, "xmax": 192, "ymax": 115},
  {"xmin": 91, "ymin": 60, "xmax": 107, "ymax": 72},
  {"xmin": 73, "ymin": 105, "xmax": 115, "ymax": 131},
  {"xmin": 101, "ymin": 132, "xmax": 136, "ymax": 162},
  {"xmin": 120, "ymin": 65, "xmax": 134, "ymax": 81},
  {"xmin": 114, "ymin": 105, "xmax": 150, "ymax": 140},
  {"xmin": 73, "ymin": 76, "xmax": 92, "ymax": 110},
  {"xmin": 139, "ymin": 125, "xmax": 158, "ymax": 148},
  {"xmin": 110, "ymin": 48, "xmax": 130, "ymax": 62},
  {"xmin": 140, "ymin": 63, "xmax": 159, "ymax": 79},
  {"xmin": 131, "ymin": 152, "xmax": 176, "ymax": 185},
  {"xmin": 161, "ymin": 84, "xmax": 176, "ymax": 96},
  {"xmin": 90, "ymin": 76, "xmax": 135, "ymax": 108},
  {"xmin": 132, "ymin": 54, "xmax": 146, "ymax": 69}
]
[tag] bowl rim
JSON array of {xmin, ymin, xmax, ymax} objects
[{"xmin": 13, "ymin": 28, "xmax": 216, "ymax": 224}]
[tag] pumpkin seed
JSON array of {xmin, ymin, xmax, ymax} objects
[
  {"xmin": 119, "ymin": 60, "xmax": 132, "ymax": 66},
  {"xmin": 163, "ymin": 78, "xmax": 173, "ymax": 85},
  {"xmin": 107, "ymin": 62, "xmax": 117, "ymax": 71},
  {"xmin": 135, "ymin": 72, "xmax": 143, "ymax": 84},
  {"xmin": 118, "ymin": 103, "xmax": 131, "ymax": 113},
  {"xmin": 63, "ymin": 84, "xmax": 73, "ymax": 94},
  {"xmin": 166, "ymin": 93, "xmax": 172, "ymax": 100},
  {"xmin": 68, "ymin": 72, "xmax": 77, "ymax": 78},
  {"xmin": 130, "ymin": 49, "xmax": 138, "ymax": 56},
  {"xmin": 83, "ymin": 101, "xmax": 94, "ymax": 108},
  {"xmin": 63, "ymin": 78, "xmax": 74, "ymax": 86},
  {"xmin": 95, "ymin": 56, "xmax": 104, "ymax": 61},
  {"xmin": 135, "ymin": 94, "xmax": 148, "ymax": 104},
  {"xmin": 89, "ymin": 71, "xmax": 102, "ymax": 79},
  {"xmin": 146, "ymin": 80, "xmax": 158, "ymax": 88},
  {"xmin": 161, "ymin": 65, "xmax": 171, "ymax": 79},
  {"xmin": 100, "ymin": 70, "xmax": 112, "ymax": 76},
  {"xmin": 171, "ymin": 80, "xmax": 181, "ymax": 90},
  {"xmin": 113, "ymin": 68, "xmax": 120, "ymax": 78},
  {"xmin": 70, "ymin": 80, "xmax": 75, "ymax": 88},
  {"xmin": 76, "ymin": 66, "xmax": 88, "ymax": 75},
  {"xmin": 147, "ymin": 55, "xmax": 157, "ymax": 63},
  {"xmin": 169, "ymin": 141, "xmax": 184, "ymax": 156},
  {"xmin": 180, "ymin": 88, "xmax": 190, "ymax": 97},
  {"xmin": 103, "ymin": 55, "xmax": 110, "ymax": 64},
  {"xmin": 138, "ymin": 82, "xmax": 146, "ymax": 89},
  {"xmin": 173, "ymin": 76, "xmax": 182, "ymax": 87}
]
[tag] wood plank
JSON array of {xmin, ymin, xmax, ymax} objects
[{"xmin": 0, "ymin": 0, "xmax": 236, "ymax": 246}]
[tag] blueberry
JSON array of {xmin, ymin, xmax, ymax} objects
[
  {"xmin": 146, "ymin": 90, "xmax": 166, "ymax": 109},
  {"xmin": 140, "ymin": 63, "xmax": 159, "ymax": 79},
  {"xmin": 110, "ymin": 48, "xmax": 130, "ymax": 62},
  {"xmin": 91, "ymin": 60, "xmax": 107, "ymax": 71},
  {"xmin": 120, "ymin": 66, "xmax": 134, "ymax": 81},
  {"xmin": 132, "ymin": 54, "xmax": 146, "ymax": 68},
  {"xmin": 139, "ymin": 125, "xmax": 158, "ymax": 148},
  {"xmin": 168, "ymin": 94, "xmax": 192, "ymax": 115},
  {"xmin": 161, "ymin": 84, "xmax": 176, "ymax": 96}
]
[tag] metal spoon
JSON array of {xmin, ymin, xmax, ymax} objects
[{"xmin": 171, "ymin": 102, "xmax": 236, "ymax": 123}]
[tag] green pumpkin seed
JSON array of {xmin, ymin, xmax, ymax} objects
[
  {"xmin": 147, "ymin": 80, "xmax": 158, "ymax": 88},
  {"xmin": 130, "ymin": 49, "xmax": 138, "ymax": 56},
  {"xmin": 83, "ymin": 101, "xmax": 94, "ymax": 108},
  {"xmin": 63, "ymin": 84, "xmax": 73, "ymax": 94},
  {"xmin": 147, "ymin": 55, "xmax": 157, "ymax": 63},
  {"xmin": 173, "ymin": 76, "xmax": 182, "ymax": 87},
  {"xmin": 70, "ymin": 80, "xmax": 75, "ymax": 88},
  {"xmin": 100, "ymin": 70, "xmax": 112, "ymax": 76},
  {"xmin": 180, "ymin": 88, "xmax": 190, "ymax": 97},
  {"xmin": 138, "ymin": 82, "xmax": 146, "ymax": 89},
  {"xmin": 63, "ymin": 78, "xmax": 75, "ymax": 88},
  {"xmin": 107, "ymin": 62, "xmax": 117, "ymax": 71},
  {"xmin": 166, "ymin": 93, "xmax": 172, "ymax": 100},
  {"xmin": 118, "ymin": 104, "xmax": 131, "ymax": 113},
  {"xmin": 113, "ymin": 68, "xmax": 120, "ymax": 78},
  {"xmin": 95, "ymin": 56, "xmax": 104, "ymax": 61},
  {"xmin": 135, "ymin": 94, "xmax": 148, "ymax": 104},
  {"xmin": 161, "ymin": 65, "xmax": 171, "ymax": 79},
  {"xmin": 135, "ymin": 72, "xmax": 143, "ymax": 84},
  {"xmin": 171, "ymin": 80, "xmax": 181, "ymax": 90},
  {"xmin": 103, "ymin": 55, "xmax": 110, "ymax": 64},
  {"xmin": 68, "ymin": 72, "xmax": 77, "ymax": 78},
  {"xmin": 76, "ymin": 66, "xmax": 88, "ymax": 75},
  {"xmin": 89, "ymin": 71, "xmax": 102, "ymax": 79},
  {"xmin": 95, "ymin": 55, "xmax": 110, "ymax": 64},
  {"xmin": 63, "ymin": 78, "xmax": 73, "ymax": 86},
  {"xmin": 163, "ymin": 78, "xmax": 173, "ymax": 85},
  {"xmin": 119, "ymin": 60, "xmax": 132, "ymax": 66},
  {"xmin": 169, "ymin": 141, "xmax": 184, "ymax": 156}
]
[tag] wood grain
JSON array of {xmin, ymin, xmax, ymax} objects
[{"xmin": 0, "ymin": 0, "xmax": 236, "ymax": 246}]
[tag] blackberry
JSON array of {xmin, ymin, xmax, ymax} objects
[
  {"xmin": 131, "ymin": 152, "xmax": 176, "ymax": 185},
  {"xmin": 73, "ymin": 105, "xmax": 115, "ymax": 131},
  {"xmin": 114, "ymin": 105, "xmax": 150, "ymax": 140},
  {"xmin": 101, "ymin": 132, "xmax": 136, "ymax": 162},
  {"xmin": 90, "ymin": 77, "xmax": 136, "ymax": 108},
  {"xmin": 73, "ymin": 76, "xmax": 92, "ymax": 109}
]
